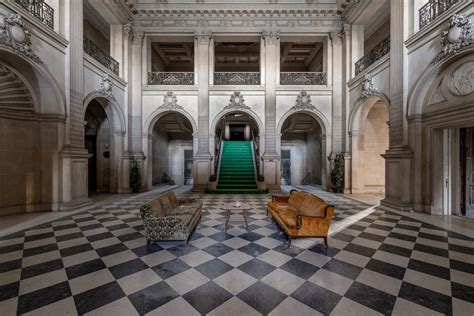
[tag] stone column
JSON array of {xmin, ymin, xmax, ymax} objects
[
  {"xmin": 262, "ymin": 30, "xmax": 280, "ymax": 191},
  {"xmin": 381, "ymin": 0, "xmax": 413, "ymax": 212},
  {"xmin": 60, "ymin": 0, "xmax": 91, "ymax": 210},
  {"xmin": 330, "ymin": 30, "xmax": 344, "ymax": 155},
  {"xmin": 127, "ymin": 30, "xmax": 146, "ymax": 191},
  {"xmin": 194, "ymin": 31, "xmax": 212, "ymax": 191}
]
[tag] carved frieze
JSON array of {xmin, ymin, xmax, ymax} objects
[
  {"xmin": 223, "ymin": 91, "xmax": 250, "ymax": 110},
  {"xmin": 0, "ymin": 14, "xmax": 41, "ymax": 63},
  {"xmin": 291, "ymin": 91, "xmax": 316, "ymax": 111},
  {"xmin": 433, "ymin": 14, "xmax": 473, "ymax": 64},
  {"xmin": 159, "ymin": 91, "xmax": 183, "ymax": 110},
  {"xmin": 449, "ymin": 61, "xmax": 474, "ymax": 96}
]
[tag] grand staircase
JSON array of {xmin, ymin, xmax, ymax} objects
[{"xmin": 206, "ymin": 141, "xmax": 268, "ymax": 194}]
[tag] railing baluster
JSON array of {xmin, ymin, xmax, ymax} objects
[
  {"xmin": 355, "ymin": 37, "xmax": 390, "ymax": 76},
  {"xmin": 280, "ymin": 72, "xmax": 327, "ymax": 85},
  {"xmin": 83, "ymin": 37, "xmax": 120, "ymax": 76},
  {"xmin": 14, "ymin": 0, "xmax": 54, "ymax": 29},
  {"xmin": 148, "ymin": 72, "xmax": 194, "ymax": 85},
  {"xmin": 419, "ymin": 0, "xmax": 458, "ymax": 29}
]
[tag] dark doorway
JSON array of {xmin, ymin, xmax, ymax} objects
[
  {"xmin": 281, "ymin": 150, "xmax": 291, "ymax": 185},
  {"xmin": 184, "ymin": 149, "xmax": 193, "ymax": 185},
  {"xmin": 461, "ymin": 127, "xmax": 474, "ymax": 217},
  {"xmin": 230, "ymin": 124, "xmax": 245, "ymax": 141},
  {"xmin": 85, "ymin": 135, "xmax": 97, "ymax": 193}
]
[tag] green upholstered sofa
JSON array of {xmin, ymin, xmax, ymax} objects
[{"xmin": 140, "ymin": 191, "xmax": 202, "ymax": 244}]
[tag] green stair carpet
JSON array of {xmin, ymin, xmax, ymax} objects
[{"xmin": 206, "ymin": 141, "xmax": 268, "ymax": 194}]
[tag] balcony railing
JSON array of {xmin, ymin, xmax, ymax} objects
[
  {"xmin": 419, "ymin": 0, "xmax": 458, "ymax": 29},
  {"xmin": 214, "ymin": 72, "xmax": 260, "ymax": 85},
  {"xmin": 148, "ymin": 72, "xmax": 194, "ymax": 85},
  {"xmin": 83, "ymin": 37, "xmax": 119, "ymax": 76},
  {"xmin": 15, "ymin": 0, "xmax": 54, "ymax": 29},
  {"xmin": 280, "ymin": 72, "xmax": 327, "ymax": 85},
  {"xmin": 355, "ymin": 37, "xmax": 390, "ymax": 75}
]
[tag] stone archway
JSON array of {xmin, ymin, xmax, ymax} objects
[
  {"xmin": 277, "ymin": 110, "xmax": 330, "ymax": 189},
  {"xmin": 144, "ymin": 109, "xmax": 197, "ymax": 189},
  {"xmin": 348, "ymin": 97, "xmax": 389, "ymax": 194}
]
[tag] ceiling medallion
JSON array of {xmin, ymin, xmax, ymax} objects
[
  {"xmin": 0, "ymin": 14, "xmax": 41, "ymax": 63},
  {"xmin": 159, "ymin": 91, "xmax": 183, "ymax": 110},
  {"xmin": 433, "ymin": 14, "xmax": 473, "ymax": 64},
  {"xmin": 224, "ymin": 91, "xmax": 250, "ymax": 110},
  {"xmin": 292, "ymin": 91, "xmax": 315, "ymax": 111}
]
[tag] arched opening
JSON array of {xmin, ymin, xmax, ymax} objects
[
  {"xmin": 0, "ymin": 55, "xmax": 65, "ymax": 215},
  {"xmin": 280, "ymin": 113, "xmax": 323, "ymax": 186},
  {"xmin": 151, "ymin": 112, "xmax": 194, "ymax": 186},
  {"xmin": 214, "ymin": 111, "xmax": 259, "ymax": 142},
  {"xmin": 84, "ymin": 99, "xmax": 112, "ymax": 194},
  {"xmin": 350, "ymin": 98, "xmax": 389, "ymax": 194}
]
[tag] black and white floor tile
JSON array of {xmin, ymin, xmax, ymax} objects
[{"xmin": 0, "ymin": 186, "xmax": 473, "ymax": 315}]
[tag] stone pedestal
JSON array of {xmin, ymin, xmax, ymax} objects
[
  {"xmin": 263, "ymin": 153, "xmax": 280, "ymax": 192},
  {"xmin": 194, "ymin": 155, "xmax": 212, "ymax": 192},
  {"xmin": 380, "ymin": 146, "xmax": 413, "ymax": 212},
  {"xmin": 60, "ymin": 146, "xmax": 92, "ymax": 211}
]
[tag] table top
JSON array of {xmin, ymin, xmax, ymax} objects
[{"xmin": 222, "ymin": 203, "xmax": 252, "ymax": 211}]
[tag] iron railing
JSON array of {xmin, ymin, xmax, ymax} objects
[
  {"xmin": 148, "ymin": 72, "xmax": 194, "ymax": 85},
  {"xmin": 280, "ymin": 72, "xmax": 327, "ymax": 85},
  {"xmin": 419, "ymin": 0, "xmax": 458, "ymax": 29},
  {"xmin": 15, "ymin": 0, "xmax": 54, "ymax": 29},
  {"xmin": 214, "ymin": 72, "xmax": 260, "ymax": 85},
  {"xmin": 355, "ymin": 37, "xmax": 390, "ymax": 75},
  {"xmin": 83, "ymin": 37, "xmax": 119, "ymax": 75}
]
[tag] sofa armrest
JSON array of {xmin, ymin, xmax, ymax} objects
[
  {"xmin": 295, "ymin": 205, "xmax": 335, "ymax": 233},
  {"xmin": 140, "ymin": 205, "xmax": 154, "ymax": 219},
  {"xmin": 272, "ymin": 195, "xmax": 289, "ymax": 202},
  {"xmin": 179, "ymin": 198, "xmax": 197, "ymax": 205}
]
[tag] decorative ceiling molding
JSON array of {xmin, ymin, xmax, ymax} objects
[
  {"xmin": 291, "ymin": 91, "xmax": 315, "ymax": 111},
  {"xmin": 224, "ymin": 91, "xmax": 250, "ymax": 110},
  {"xmin": 433, "ymin": 14, "xmax": 473, "ymax": 64},
  {"xmin": 0, "ymin": 14, "xmax": 41, "ymax": 63}
]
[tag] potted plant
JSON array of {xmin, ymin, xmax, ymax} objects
[
  {"xmin": 257, "ymin": 174, "xmax": 266, "ymax": 190},
  {"xmin": 331, "ymin": 154, "xmax": 344, "ymax": 193},
  {"xmin": 208, "ymin": 174, "xmax": 217, "ymax": 190}
]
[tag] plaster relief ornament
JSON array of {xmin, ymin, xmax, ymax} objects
[
  {"xmin": 358, "ymin": 73, "xmax": 379, "ymax": 101},
  {"xmin": 99, "ymin": 74, "xmax": 113, "ymax": 98},
  {"xmin": 433, "ymin": 14, "xmax": 473, "ymax": 64},
  {"xmin": 449, "ymin": 61, "xmax": 474, "ymax": 96},
  {"xmin": 291, "ymin": 91, "xmax": 316, "ymax": 111},
  {"xmin": 0, "ymin": 14, "xmax": 40, "ymax": 63},
  {"xmin": 224, "ymin": 91, "xmax": 250, "ymax": 110},
  {"xmin": 159, "ymin": 91, "xmax": 183, "ymax": 110}
]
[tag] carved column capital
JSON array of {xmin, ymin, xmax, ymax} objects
[
  {"xmin": 131, "ymin": 31, "xmax": 144, "ymax": 46},
  {"xmin": 123, "ymin": 23, "xmax": 133, "ymax": 41},
  {"xmin": 262, "ymin": 30, "xmax": 280, "ymax": 45},
  {"xmin": 330, "ymin": 30, "xmax": 344, "ymax": 46},
  {"xmin": 194, "ymin": 31, "xmax": 212, "ymax": 45}
]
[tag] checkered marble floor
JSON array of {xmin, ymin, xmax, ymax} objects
[{"xmin": 0, "ymin": 187, "xmax": 473, "ymax": 315}]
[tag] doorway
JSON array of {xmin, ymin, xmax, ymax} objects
[
  {"xmin": 281, "ymin": 150, "xmax": 291, "ymax": 185},
  {"xmin": 85, "ymin": 135, "xmax": 97, "ymax": 193},
  {"xmin": 461, "ymin": 127, "xmax": 474, "ymax": 218},
  {"xmin": 229, "ymin": 124, "xmax": 245, "ymax": 141}
]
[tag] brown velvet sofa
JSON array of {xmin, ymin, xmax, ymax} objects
[
  {"xmin": 267, "ymin": 190, "xmax": 334, "ymax": 246},
  {"xmin": 140, "ymin": 191, "xmax": 202, "ymax": 244}
]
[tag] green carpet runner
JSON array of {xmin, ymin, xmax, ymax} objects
[{"xmin": 206, "ymin": 141, "xmax": 268, "ymax": 194}]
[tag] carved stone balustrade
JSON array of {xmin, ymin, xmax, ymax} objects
[
  {"xmin": 355, "ymin": 37, "xmax": 390, "ymax": 75},
  {"xmin": 14, "ymin": 0, "xmax": 54, "ymax": 29},
  {"xmin": 83, "ymin": 37, "xmax": 119, "ymax": 75},
  {"xmin": 419, "ymin": 0, "xmax": 459, "ymax": 29},
  {"xmin": 214, "ymin": 72, "xmax": 260, "ymax": 85},
  {"xmin": 148, "ymin": 72, "xmax": 194, "ymax": 85},
  {"xmin": 280, "ymin": 72, "xmax": 327, "ymax": 85}
]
